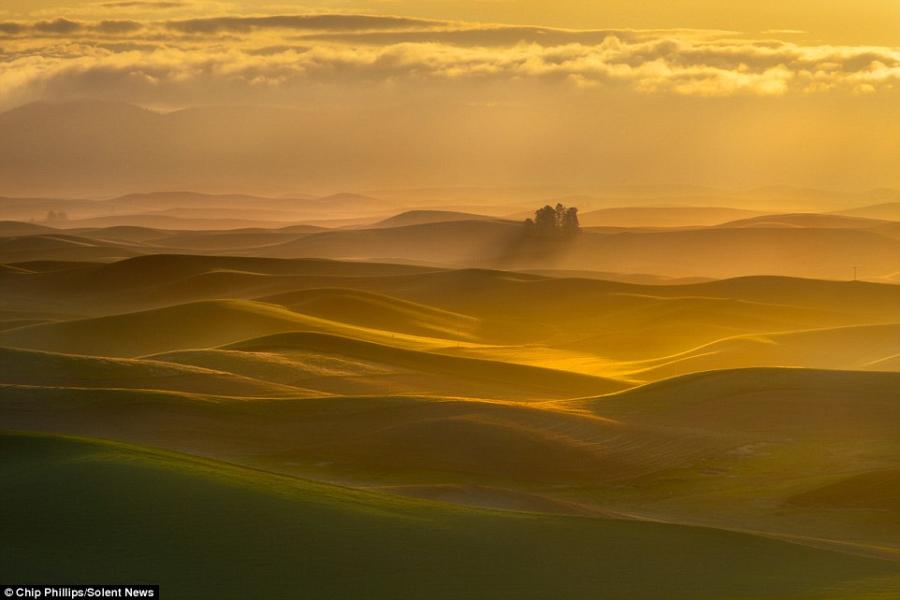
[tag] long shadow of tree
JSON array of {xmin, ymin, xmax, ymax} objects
[{"xmin": 491, "ymin": 203, "xmax": 582, "ymax": 268}]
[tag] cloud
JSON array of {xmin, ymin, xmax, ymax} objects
[
  {"xmin": 761, "ymin": 29, "xmax": 807, "ymax": 36},
  {"xmin": 96, "ymin": 20, "xmax": 143, "ymax": 34},
  {"xmin": 164, "ymin": 14, "xmax": 441, "ymax": 34},
  {"xmin": 33, "ymin": 18, "xmax": 82, "ymax": 34},
  {"xmin": 102, "ymin": 1, "xmax": 186, "ymax": 7},
  {"xmin": 303, "ymin": 27, "xmax": 643, "ymax": 47},
  {"xmin": 0, "ymin": 22, "xmax": 25, "ymax": 34},
  {"xmin": 0, "ymin": 13, "xmax": 898, "ymax": 110}
]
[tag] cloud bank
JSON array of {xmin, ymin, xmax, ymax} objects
[{"xmin": 1, "ymin": 13, "xmax": 898, "ymax": 110}]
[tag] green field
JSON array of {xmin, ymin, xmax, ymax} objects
[{"xmin": 3, "ymin": 432, "xmax": 899, "ymax": 600}]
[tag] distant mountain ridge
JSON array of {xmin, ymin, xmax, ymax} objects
[
  {"xmin": 0, "ymin": 189, "xmax": 399, "ymax": 227},
  {"xmin": 837, "ymin": 202, "xmax": 900, "ymax": 221},
  {"xmin": 371, "ymin": 210, "xmax": 508, "ymax": 228}
]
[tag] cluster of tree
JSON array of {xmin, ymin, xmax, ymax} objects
[
  {"xmin": 44, "ymin": 210, "xmax": 68, "ymax": 223},
  {"xmin": 524, "ymin": 203, "xmax": 580, "ymax": 237}
]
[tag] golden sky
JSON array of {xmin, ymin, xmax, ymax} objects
[{"xmin": 1, "ymin": 1, "xmax": 898, "ymax": 192}]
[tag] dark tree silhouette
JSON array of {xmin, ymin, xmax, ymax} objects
[
  {"xmin": 525, "ymin": 203, "xmax": 580, "ymax": 237},
  {"xmin": 563, "ymin": 206, "xmax": 579, "ymax": 235},
  {"xmin": 555, "ymin": 203, "xmax": 567, "ymax": 227},
  {"xmin": 534, "ymin": 205, "xmax": 558, "ymax": 236}
]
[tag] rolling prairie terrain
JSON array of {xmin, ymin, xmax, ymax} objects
[
  {"xmin": 4, "ymin": 0, "xmax": 900, "ymax": 592},
  {"xmin": 2, "ymin": 194, "xmax": 899, "ymax": 598}
]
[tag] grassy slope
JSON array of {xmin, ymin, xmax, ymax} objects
[
  {"xmin": 371, "ymin": 210, "xmax": 504, "ymax": 228},
  {"xmin": 264, "ymin": 280, "xmax": 856, "ymax": 362},
  {"xmin": 572, "ymin": 368, "xmax": 900, "ymax": 433},
  {"xmin": 790, "ymin": 468, "xmax": 900, "ymax": 511},
  {"xmin": 0, "ymin": 233, "xmax": 144, "ymax": 262},
  {"xmin": 839, "ymin": 202, "xmax": 900, "ymax": 221},
  {"xmin": 215, "ymin": 333, "xmax": 625, "ymax": 398},
  {"xmin": 5, "ymin": 257, "xmax": 899, "ymax": 361},
  {"xmin": 0, "ymin": 255, "xmax": 448, "ymax": 320},
  {"xmin": 0, "ymin": 296, "xmax": 625, "ymax": 396},
  {"xmin": 257, "ymin": 287, "xmax": 482, "ymax": 341},
  {"xmin": 0, "ymin": 299, "xmax": 471, "ymax": 357},
  {"xmin": 559, "ymin": 368, "xmax": 900, "ymax": 550},
  {"xmin": 3, "ymin": 432, "xmax": 898, "ymax": 600},
  {"xmin": 0, "ymin": 221, "xmax": 57, "ymax": 236},
  {"xmin": 258, "ymin": 220, "xmax": 522, "ymax": 265},
  {"xmin": 577, "ymin": 206, "xmax": 763, "ymax": 227},
  {"xmin": 536, "ymin": 227, "xmax": 900, "ymax": 279},
  {"xmin": 0, "ymin": 346, "xmax": 310, "ymax": 397},
  {"xmin": 4, "ymin": 369, "xmax": 899, "ymax": 532},
  {"xmin": 0, "ymin": 384, "xmax": 639, "ymax": 483},
  {"xmin": 3, "ymin": 254, "xmax": 897, "ymax": 383},
  {"xmin": 3, "ymin": 368, "xmax": 897, "ymax": 488},
  {"xmin": 0, "ymin": 253, "xmax": 434, "ymax": 305},
  {"xmin": 717, "ymin": 213, "xmax": 900, "ymax": 231},
  {"xmin": 0, "ymin": 299, "xmax": 336, "ymax": 356},
  {"xmin": 630, "ymin": 323, "xmax": 900, "ymax": 380}
]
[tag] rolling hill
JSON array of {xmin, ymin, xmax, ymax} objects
[
  {"xmin": 258, "ymin": 219, "xmax": 523, "ymax": 265},
  {"xmin": 215, "ymin": 331, "xmax": 625, "ymax": 398},
  {"xmin": 554, "ymin": 227, "xmax": 900, "ymax": 279},
  {"xmin": 0, "ymin": 221, "xmax": 56, "ymax": 236},
  {"xmin": 557, "ymin": 368, "xmax": 900, "ymax": 549},
  {"xmin": 55, "ymin": 213, "xmax": 291, "ymax": 230},
  {"xmin": 790, "ymin": 468, "xmax": 900, "ymax": 512},
  {"xmin": 5, "ymin": 255, "xmax": 899, "ymax": 374},
  {"xmin": 66, "ymin": 225, "xmax": 172, "ymax": 243},
  {"xmin": 61, "ymin": 254, "xmax": 433, "ymax": 289},
  {"xmin": 718, "ymin": 213, "xmax": 900, "ymax": 238},
  {"xmin": 577, "ymin": 206, "xmax": 763, "ymax": 228},
  {"xmin": 572, "ymin": 368, "xmax": 900, "ymax": 434},
  {"xmin": 838, "ymin": 202, "xmax": 900, "ymax": 221},
  {"xmin": 630, "ymin": 323, "xmax": 900, "ymax": 380},
  {"xmin": 256, "ymin": 287, "xmax": 482, "ymax": 340},
  {"xmin": 0, "ymin": 254, "xmax": 438, "ymax": 314},
  {"xmin": 0, "ymin": 296, "xmax": 626, "ymax": 398},
  {"xmin": 3, "ymin": 349, "xmax": 900, "ymax": 559},
  {"xmin": 0, "ymin": 346, "xmax": 308, "ymax": 397},
  {"xmin": 101, "ymin": 191, "xmax": 306, "ymax": 212},
  {"xmin": 149, "ymin": 226, "xmax": 323, "ymax": 250},
  {"xmin": 0, "ymin": 234, "xmax": 144, "ymax": 263},
  {"xmin": 151, "ymin": 330, "xmax": 625, "ymax": 399},
  {"xmin": 4, "ymin": 368, "xmax": 899, "ymax": 530},
  {"xmin": 371, "ymin": 210, "xmax": 506, "ymax": 228},
  {"xmin": 241, "ymin": 220, "xmax": 900, "ymax": 279},
  {"xmin": 0, "ymin": 299, "xmax": 456, "ymax": 357},
  {"xmin": 4, "ymin": 432, "xmax": 897, "ymax": 599},
  {"xmin": 6, "ymin": 214, "xmax": 899, "ymax": 281}
]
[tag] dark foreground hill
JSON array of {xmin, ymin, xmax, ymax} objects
[{"xmin": 2, "ymin": 432, "xmax": 897, "ymax": 600}]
